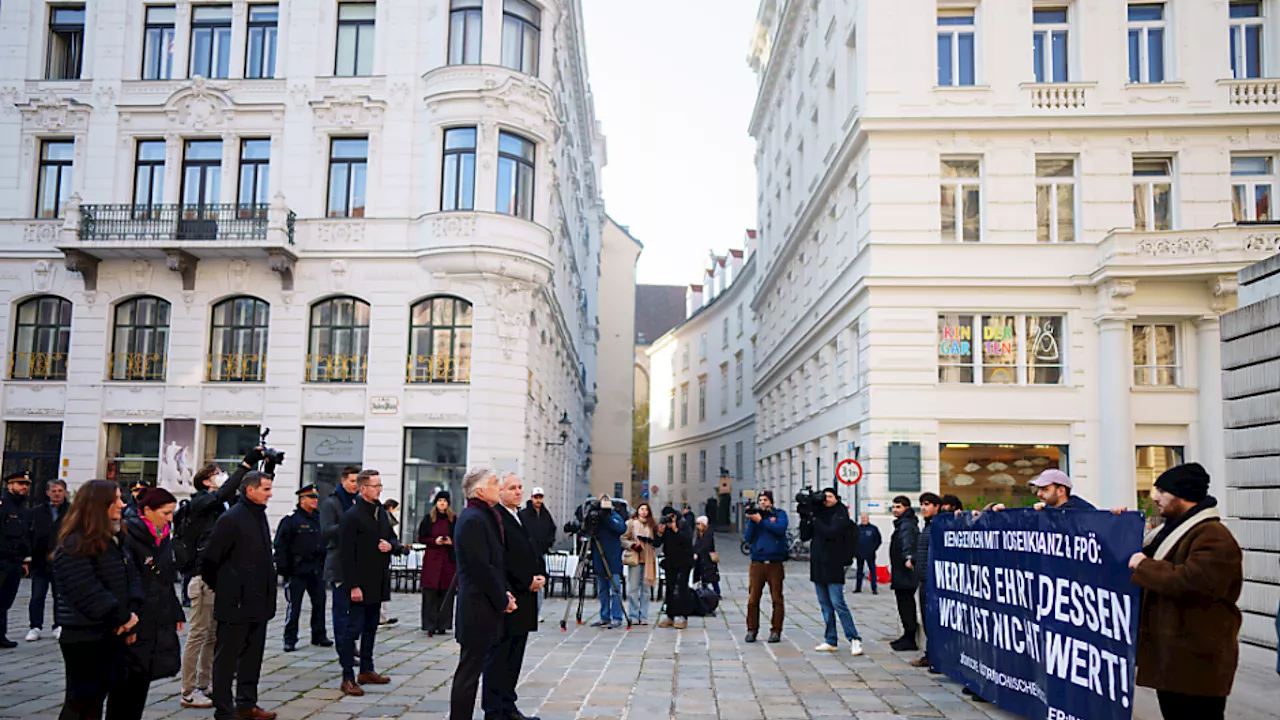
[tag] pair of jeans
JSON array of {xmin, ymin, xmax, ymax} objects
[
  {"xmin": 283, "ymin": 573, "xmax": 327, "ymax": 646},
  {"xmin": 339, "ymin": 602, "xmax": 380, "ymax": 681},
  {"xmin": 626, "ymin": 564, "xmax": 650, "ymax": 622},
  {"xmin": 181, "ymin": 576, "xmax": 216, "ymax": 695},
  {"xmin": 746, "ymin": 561, "xmax": 785, "ymax": 634},
  {"xmin": 596, "ymin": 575, "xmax": 623, "ymax": 624},
  {"xmin": 813, "ymin": 582, "xmax": 860, "ymax": 646},
  {"xmin": 58, "ymin": 636, "xmax": 126, "ymax": 720},
  {"xmin": 854, "ymin": 557, "xmax": 877, "ymax": 593},
  {"xmin": 29, "ymin": 572, "xmax": 57, "ymax": 629},
  {"xmin": 330, "ymin": 583, "xmax": 350, "ymax": 660},
  {"xmin": 212, "ymin": 621, "xmax": 267, "ymax": 720}
]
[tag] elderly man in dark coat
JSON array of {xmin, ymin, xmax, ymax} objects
[
  {"xmin": 487, "ymin": 473, "xmax": 544, "ymax": 720},
  {"xmin": 1128, "ymin": 463, "xmax": 1242, "ymax": 720},
  {"xmin": 450, "ymin": 467, "xmax": 516, "ymax": 720}
]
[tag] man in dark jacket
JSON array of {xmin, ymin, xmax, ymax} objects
[
  {"xmin": 853, "ymin": 513, "xmax": 881, "ymax": 595},
  {"xmin": 0, "ymin": 472, "xmax": 33, "ymax": 649},
  {"xmin": 909, "ymin": 492, "xmax": 941, "ymax": 668},
  {"xmin": 25, "ymin": 478, "xmax": 68, "ymax": 641},
  {"xmin": 589, "ymin": 497, "xmax": 627, "ymax": 629},
  {"xmin": 320, "ymin": 465, "xmax": 360, "ymax": 661},
  {"xmin": 888, "ymin": 496, "xmax": 920, "ymax": 652},
  {"xmin": 450, "ymin": 466, "xmax": 517, "ymax": 720},
  {"xmin": 202, "ymin": 471, "xmax": 277, "ymax": 720},
  {"xmin": 519, "ymin": 488, "xmax": 555, "ymax": 618},
  {"xmin": 655, "ymin": 508, "xmax": 694, "ymax": 629},
  {"xmin": 802, "ymin": 489, "xmax": 863, "ymax": 656},
  {"xmin": 743, "ymin": 490, "xmax": 789, "ymax": 643},
  {"xmin": 274, "ymin": 483, "xmax": 330, "ymax": 653},
  {"xmin": 489, "ymin": 473, "xmax": 544, "ymax": 720},
  {"xmin": 336, "ymin": 469, "xmax": 407, "ymax": 696}
]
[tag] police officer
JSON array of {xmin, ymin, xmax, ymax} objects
[
  {"xmin": 0, "ymin": 472, "xmax": 34, "ymax": 649},
  {"xmin": 123, "ymin": 479, "xmax": 150, "ymax": 520},
  {"xmin": 273, "ymin": 483, "xmax": 331, "ymax": 652}
]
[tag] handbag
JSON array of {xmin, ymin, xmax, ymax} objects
[{"xmin": 622, "ymin": 547, "xmax": 639, "ymax": 566}]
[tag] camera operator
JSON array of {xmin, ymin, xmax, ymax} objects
[
  {"xmin": 588, "ymin": 495, "xmax": 627, "ymax": 629},
  {"xmin": 801, "ymin": 489, "xmax": 863, "ymax": 656},
  {"xmin": 743, "ymin": 491, "xmax": 789, "ymax": 643},
  {"xmin": 655, "ymin": 510, "xmax": 693, "ymax": 629}
]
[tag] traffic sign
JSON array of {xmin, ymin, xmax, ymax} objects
[
  {"xmin": 650, "ymin": 485, "xmax": 660, "ymax": 495},
  {"xmin": 641, "ymin": 488, "xmax": 650, "ymax": 499},
  {"xmin": 836, "ymin": 458, "xmax": 863, "ymax": 486}
]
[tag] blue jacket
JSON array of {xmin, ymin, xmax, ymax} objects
[
  {"xmin": 1059, "ymin": 495, "xmax": 1096, "ymax": 510},
  {"xmin": 591, "ymin": 509, "xmax": 627, "ymax": 575},
  {"xmin": 744, "ymin": 509, "xmax": 790, "ymax": 562}
]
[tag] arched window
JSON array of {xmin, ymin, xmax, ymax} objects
[
  {"xmin": 307, "ymin": 296, "xmax": 370, "ymax": 382},
  {"xmin": 408, "ymin": 296, "xmax": 471, "ymax": 383},
  {"xmin": 110, "ymin": 296, "xmax": 171, "ymax": 381},
  {"xmin": 11, "ymin": 295, "xmax": 72, "ymax": 380},
  {"xmin": 208, "ymin": 296, "xmax": 269, "ymax": 382}
]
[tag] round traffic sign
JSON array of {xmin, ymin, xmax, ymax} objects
[
  {"xmin": 641, "ymin": 488, "xmax": 650, "ymax": 499},
  {"xmin": 836, "ymin": 458, "xmax": 863, "ymax": 486},
  {"xmin": 650, "ymin": 485, "xmax": 660, "ymax": 495}
]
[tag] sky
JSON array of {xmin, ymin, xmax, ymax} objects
[{"xmin": 581, "ymin": 0, "xmax": 760, "ymax": 287}]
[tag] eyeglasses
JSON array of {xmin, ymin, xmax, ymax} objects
[{"xmin": 365, "ymin": 483, "xmax": 383, "ymax": 489}]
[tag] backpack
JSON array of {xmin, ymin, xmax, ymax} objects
[
  {"xmin": 692, "ymin": 584, "xmax": 720, "ymax": 617},
  {"xmin": 171, "ymin": 498, "xmax": 196, "ymax": 573}
]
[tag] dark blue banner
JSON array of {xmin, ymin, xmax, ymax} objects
[{"xmin": 926, "ymin": 509, "xmax": 1144, "ymax": 720}]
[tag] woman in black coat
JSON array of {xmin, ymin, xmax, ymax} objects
[
  {"xmin": 52, "ymin": 480, "xmax": 142, "ymax": 720},
  {"xmin": 692, "ymin": 516, "xmax": 721, "ymax": 596},
  {"xmin": 111, "ymin": 489, "xmax": 185, "ymax": 720}
]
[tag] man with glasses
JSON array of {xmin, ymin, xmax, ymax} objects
[{"xmin": 0, "ymin": 472, "xmax": 33, "ymax": 649}]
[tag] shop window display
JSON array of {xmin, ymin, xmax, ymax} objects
[
  {"xmin": 937, "ymin": 313, "xmax": 1064, "ymax": 385},
  {"xmin": 939, "ymin": 444, "xmax": 1067, "ymax": 509}
]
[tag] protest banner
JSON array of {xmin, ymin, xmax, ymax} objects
[{"xmin": 926, "ymin": 509, "xmax": 1144, "ymax": 720}]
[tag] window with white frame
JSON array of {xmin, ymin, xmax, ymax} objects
[
  {"xmin": 682, "ymin": 344, "xmax": 689, "ymax": 369},
  {"xmin": 737, "ymin": 303, "xmax": 744, "ymax": 336},
  {"xmin": 1132, "ymin": 156, "xmax": 1174, "ymax": 231},
  {"xmin": 699, "ymin": 333, "xmax": 707, "ymax": 361},
  {"xmin": 667, "ymin": 389, "xmax": 675, "ymax": 430},
  {"xmin": 940, "ymin": 158, "xmax": 982, "ymax": 242},
  {"xmin": 680, "ymin": 453, "xmax": 687, "ymax": 484},
  {"xmin": 937, "ymin": 313, "xmax": 1065, "ymax": 385},
  {"xmin": 1035, "ymin": 157, "xmax": 1076, "ymax": 243},
  {"xmin": 1231, "ymin": 155, "xmax": 1274, "ymax": 222},
  {"xmin": 1127, "ymin": 3, "xmax": 1167, "ymax": 83},
  {"xmin": 1033, "ymin": 7, "xmax": 1070, "ymax": 83},
  {"xmin": 735, "ymin": 352, "xmax": 744, "ymax": 407},
  {"xmin": 1230, "ymin": 1, "xmax": 1264, "ymax": 79},
  {"xmin": 697, "ymin": 376, "xmax": 707, "ymax": 421},
  {"xmin": 667, "ymin": 455, "xmax": 674, "ymax": 485},
  {"xmin": 679, "ymin": 383, "xmax": 688, "ymax": 426},
  {"xmin": 937, "ymin": 9, "xmax": 976, "ymax": 87},
  {"xmin": 699, "ymin": 450, "xmax": 707, "ymax": 484},
  {"xmin": 722, "ymin": 317, "xmax": 730, "ymax": 348},
  {"xmin": 719, "ymin": 363, "xmax": 729, "ymax": 415},
  {"xmin": 1132, "ymin": 323, "xmax": 1179, "ymax": 386}
]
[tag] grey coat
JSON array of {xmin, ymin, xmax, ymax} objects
[{"xmin": 320, "ymin": 485, "xmax": 357, "ymax": 585}]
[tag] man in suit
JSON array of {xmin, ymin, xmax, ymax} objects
[
  {"xmin": 488, "ymin": 473, "xmax": 544, "ymax": 720},
  {"xmin": 450, "ymin": 467, "xmax": 517, "ymax": 720},
  {"xmin": 337, "ymin": 469, "xmax": 408, "ymax": 696}
]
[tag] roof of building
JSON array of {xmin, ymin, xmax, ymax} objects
[{"xmin": 635, "ymin": 285, "xmax": 687, "ymax": 346}]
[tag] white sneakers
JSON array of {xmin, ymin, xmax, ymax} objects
[
  {"xmin": 850, "ymin": 639, "xmax": 864, "ymax": 657},
  {"xmin": 24, "ymin": 628, "xmax": 40, "ymax": 642},
  {"xmin": 181, "ymin": 689, "xmax": 214, "ymax": 709},
  {"xmin": 814, "ymin": 643, "xmax": 838, "ymax": 652},
  {"xmin": 53, "ymin": 627, "xmax": 61, "ymax": 640}
]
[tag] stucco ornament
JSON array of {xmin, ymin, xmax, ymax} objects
[
  {"xmin": 165, "ymin": 77, "xmax": 233, "ymax": 131},
  {"xmin": 19, "ymin": 94, "xmax": 91, "ymax": 131},
  {"xmin": 490, "ymin": 282, "xmax": 531, "ymax": 360},
  {"xmin": 311, "ymin": 88, "xmax": 386, "ymax": 129}
]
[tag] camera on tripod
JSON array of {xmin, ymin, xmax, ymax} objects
[{"xmin": 564, "ymin": 496, "xmax": 619, "ymax": 537}]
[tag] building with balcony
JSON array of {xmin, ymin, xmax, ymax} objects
[
  {"xmin": 0, "ymin": 0, "xmax": 605, "ymax": 535},
  {"xmin": 747, "ymin": 0, "xmax": 1280, "ymax": 519},
  {"xmin": 647, "ymin": 233, "xmax": 757, "ymax": 524}
]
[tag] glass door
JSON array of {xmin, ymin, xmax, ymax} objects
[{"xmin": 179, "ymin": 140, "xmax": 222, "ymax": 238}]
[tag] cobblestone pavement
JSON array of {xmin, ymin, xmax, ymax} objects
[{"xmin": 1, "ymin": 553, "xmax": 1275, "ymax": 719}]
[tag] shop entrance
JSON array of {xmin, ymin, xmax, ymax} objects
[
  {"xmin": 2, "ymin": 421, "xmax": 63, "ymax": 498},
  {"xmin": 939, "ymin": 444, "xmax": 1068, "ymax": 509}
]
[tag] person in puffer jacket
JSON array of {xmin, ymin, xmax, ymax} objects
[
  {"xmin": 910, "ymin": 492, "xmax": 941, "ymax": 670},
  {"xmin": 52, "ymin": 479, "xmax": 142, "ymax": 720}
]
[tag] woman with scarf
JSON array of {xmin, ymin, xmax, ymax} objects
[
  {"xmin": 621, "ymin": 503, "xmax": 658, "ymax": 625},
  {"xmin": 418, "ymin": 491, "xmax": 457, "ymax": 635}
]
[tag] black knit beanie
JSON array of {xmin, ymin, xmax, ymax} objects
[{"xmin": 1154, "ymin": 463, "xmax": 1210, "ymax": 503}]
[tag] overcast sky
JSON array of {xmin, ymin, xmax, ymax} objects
[{"xmin": 581, "ymin": 0, "xmax": 759, "ymax": 287}]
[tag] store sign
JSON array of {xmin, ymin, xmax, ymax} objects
[
  {"xmin": 939, "ymin": 324, "xmax": 972, "ymax": 356},
  {"xmin": 981, "ymin": 323, "xmax": 1015, "ymax": 356},
  {"xmin": 939, "ymin": 322, "xmax": 1016, "ymax": 356},
  {"xmin": 302, "ymin": 428, "xmax": 364, "ymax": 463},
  {"xmin": 370, "ymin": 396, "xmax": 399, "ymax": 415}
]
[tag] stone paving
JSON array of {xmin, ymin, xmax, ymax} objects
[{"xmin": 1, "ymin": 552, "xmax": 1275, "ymax": 719}]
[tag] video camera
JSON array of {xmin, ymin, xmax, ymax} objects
[
  {"xmin": 563, "ymin": 496, "xmax": 624, "ymax": 537},
  {"xmin": 794, "ymin": 486, "xmax": 824, "ymax": 518}
]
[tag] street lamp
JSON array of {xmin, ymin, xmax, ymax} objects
[
  {"xmin": 544, "ymin": 412, "xmax": 571, "ymax": 446},
  {"xmin": 544, "ymin": 412, "xmax": 572, "ymax": 526}
]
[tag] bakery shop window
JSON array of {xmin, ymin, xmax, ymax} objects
[{"xmin": 939, "ymin": 444, "xmax": 1068, "ymax": 509}]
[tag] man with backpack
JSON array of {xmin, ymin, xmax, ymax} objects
[{"xmin": 802, "ymin": 489, "xmax": 862, "ymax": 656}]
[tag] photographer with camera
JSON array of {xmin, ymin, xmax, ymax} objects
[
  {"xmin": 655, "ymin": 508, "xmax": 693, "ymax": 629},
  {"xmin": 588, "ymin": 495, "xmax": 627, "ymax": 629},
  {"xmin": 743, "ymin": 490, "xmax": 789, "ymax": 643},
  {"xmin": 801, "ymin": 489, "xmax": 863, "ymax": 656}
]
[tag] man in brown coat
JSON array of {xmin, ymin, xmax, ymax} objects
[{"xmin": 1129, "ymin": 462, "xmax": 1242, "ymax": 720}]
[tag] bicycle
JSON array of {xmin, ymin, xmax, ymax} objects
[{"xmin": 740, "ymin": 530, "xmax": 809, "ymax": 560}]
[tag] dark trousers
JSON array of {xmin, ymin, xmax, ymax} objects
[
  {"xmin": 103, "ymin": 671, "xmax": 150, "ymax": 720},
  {"xmin": 0, "ymin": 567, "xmax": 21, "ymax": 640},
  {"xmin": 422, "ymin": 588, "xmax": 452, "ymax": 632},
  {"xmin": 918, "ymin": 584, "xmax": 929, "ymax": 656},
  {"xmin": 854, "ymin": 557, "xmax": 877, "ymax": 593},
  {"xmin": 283, "ymin": 572, "xmax": 327, "ymax": 646},
  {"xmin": 330, "ymin": 583, "xmax": 350, "ymax": 659},
  {"xmin": 211, "ymin": 621, "xmax": 268, "ymax": 719},
  {"xmin": 29, "ymin": 572, "xmax": 57, "ymax": 629},
  {"xmin": 59, "ymin": 637, "xmax": 126, "ymax": 720},
  {"xmin": 339, "ymin": 601, "xmax": 380, "ymax": 681},
  {"xmin": 895, "ymin": 588, "xmax": 919, "ymax": 639},
  {"xmin": 664, "ymin": 566, "xmax": 692, "ymax": 619},
  {"xmin": 450, "ymin": 641, "xmax": 496, "ymax": 720},
  {"xmin": 181, "ymin": 571, "xmax": 193, "ymax": 605},
  {"xmin": 482, "ymin": 633, "xmax": 529, "ymax": 714},
  {"xmin": 1157, "ymin": 691, "xmax": 1227, "ymax": 720}
]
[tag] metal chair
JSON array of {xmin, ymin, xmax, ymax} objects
[{"xmin": 544, "ymin": 553, "xmax": 572, "ymax": 598}]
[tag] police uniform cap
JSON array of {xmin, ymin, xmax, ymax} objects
[{"xmin": 296, "ymin": 483, "xmax": 320, "ymax": 497}]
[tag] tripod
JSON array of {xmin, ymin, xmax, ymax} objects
[{"xmin": 560, "ymin": 532, "xmax": 631, "ymax": 631}]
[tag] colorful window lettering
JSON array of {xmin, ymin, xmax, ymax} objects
[{"xmin": 938, "ymin": 313, "xmax": 1064, "ymax": 385}]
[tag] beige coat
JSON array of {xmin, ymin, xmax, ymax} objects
[{"xmin": 622, "ymin": 518, "xmax": 658, "ymax": 587}]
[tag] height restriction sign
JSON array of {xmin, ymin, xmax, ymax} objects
[{"xmin": 836, "ymin": 458, "xmax": 863, "ymax": 486}]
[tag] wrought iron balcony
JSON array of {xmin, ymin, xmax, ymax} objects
[
  {"xmin": 77, "ymin": 203, "xmax": 287, "ymax": 243},
  {"xmin": 307, "ymin": 354, "xmax": 368, "ymax": 383},
  {"xmin": 9, "ymin": 351, "xmax": 68, "ymax": 381},
  {"xmin": 406, "ymin": 354, "xmax": 470, "ymax": 384},
  {"xmin": 207, "ymin": 353, "xmax": 267, "ymax": 383},
  {"xmin": 109, "ymin": 352, "xmax": 167, "ymax": 382}
]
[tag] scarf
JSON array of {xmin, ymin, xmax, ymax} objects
[
  {"xmin": 467, "ymin": 497, "xmax": 503, "ymax": 543},
  {"xmin": 143, "ymin": 517, "xmax": 170, "ymax": 546},
  {"xmin": 628, "ymin": 519, "xmax": 658, "ymax": 587},
  {"xmin": 1142, "ymin": 496, "xmax": 1218, "ymax": 559}
]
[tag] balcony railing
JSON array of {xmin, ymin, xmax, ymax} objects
[
  {"xmin": 77, "ymin": 204, "xmax": 294, "ymax": 243},
  {"xmin": 109, "ymin": 353, "xmax": 167, "ymax": 381},
  {"xmin": 306, "ymin": 354, "xmax": 368, "ymax": 383},
  {"xmin": 1222, "ymin": 78, "xmax": 1280, "ymax": 107},
  {"xmin": 207, "ymin": 353, "xmax": 266, "ymax": 382},
  {"xmin": 1027, "ymin": 83, "xmax": 1090, "ymax": 110},
  {"xmin": 9, "ymin": 351, "xmax": 68, "ymax": 380},
  {"xmin": 406, "ymin": 354, "xmax": 471, "ymax": 384}
]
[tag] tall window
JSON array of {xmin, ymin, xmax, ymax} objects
[
  {"xmin": 699, "ymin": 450, "xmax": 707, "ymax": 484},
  {"xmin": 238, "ymin": 139, "xmax": 270, "ymax": 216},
  {"xmin": 1231, "ymin": 155, "xmax": 1274, "ymax": 222},
  {"xmin": 408, "ymin": 296, "xmax": 472, "ymax": 383},
  {"xmin": 335, "ymin": 3, "xmax": 375, "ymax": 77},
  {"xmin": 1133, "ymin": 156, "xmax": 1173, "ymax": 231},
  {"xmin": 1231, "ymin": 1, "xmax": 1264, "ymax": 79},
  {"xmin": 245, "ymin": 5, "xmax": 279, "ymax": 79},
  {"xmin": 680, "ymin": 383, "xmax": 689, "ymax": 426},
  {"xmin": 735, "ymin": 441, "xmax": 744, "ymax": 482},
  {"xmin": 937, "ymin": 10, "xmax": 976, "ymax": 87},
  {"xmin": 449, "ymin": 0, "xmax": 483, "ymax": 65},
  {"xmin": 110, "ymin": 296, "xmax": 170, "ymax": 381},
  {"xmin": 204, "ymin": 425, "xmax": 260, "ymax": 473},
  {"xmin": 697, "ymin": 376, "xmax": 707, "ymax": 421},
  {"xmin": 1035, "ymin": 157, "xmax": 1075, "ymax": 243},
  {"xmin": 403, "ymin": 428, "xmax": 467, "ymax": 542},
  {"xmin": 208, "ymin": 296, "xmax": 269, "ymax": 382},
  {"xmin": 667, "ymin": 390, "xmax": 675, "ymax": 430},
  {"xmin": 1032, "ymin": 8, "xmax": 1069, "ymax": 83},
  {"xmin": 441, "ymin": 127, "xmax": 476, "ymax": 211},
  {"xmin": 719, "ymin": 363, "xmax": 729, "ymax": 415},
  {"xmin": 1128, "ymin": 3, "xmax": 1166, "ymax": 83},
  {"xmin": 36, "ymin": 141, "xmax": 74, "ymax": 220},
  {"xmin": 1133, "ymin": 324, "xmax": 1179, "ymax": 386},
  {"xmin": 667, "ymin": 455, "xmax": 674, "ymax": 484},
  {"xmin": 327, "ymin": 138, "xmax": 368, "ymax": 218},
  {"xmin": 496, "ymin": 132, "xmax": 535, "ymax": 220},
  {"xmin": 11, "ymin": 296, "xmax": 72, "ymax": 381},
  {"xmin": 735, "ymin": 353, "xmax": 744, "ymax": 407},
  {"xmin": 190, "ymin": 5, "xmax": 232, "ymax": 79},
  {"xmin": 46, "ymin": 6, "xmax": 85, "ymax": 80},
  {"xmin": 307, "ymin": 296, "xmax": 370, "ymax": 382},
  {"xmin": 133, "ymin": 140, "xmax": 166, "ymax": 218},
  {"xmin": 940, "ymin": 158, "xmax": 981, "ymax": 243},
  {"xmin": 106, "ymin": 424, "xmax": 160, "ymax": 487},
  {"xmin": 682, "ymin": 344, "xmax": 689, "ymax": 369},
  {"xmin": 141, "ymin": 6, "xmax": 176, "ymax": 80},
  {"xmin": 698, "ymin": 333, "xmax": 707, "ymax": 360},
  {"xmin": 501, "ymin": 0, "xmax": 540, "ymax": 75},
  {"xmin": 737, "ymin": 303, "xmax": 744, "ymax": 336},
  {"xmin": 680, "ymin": 453, "xmax": 687, "ymax": 484},
  {"xmin": 722, "ymin": 318, "xmax": 729, "ymax": 348},
  {"xmin": 937, "ymin": 313, "xmax": 1064, "ymax": 385},
  {"xmin": 181, "ymin": 140, "xmax": 222, "ymax": 209}
]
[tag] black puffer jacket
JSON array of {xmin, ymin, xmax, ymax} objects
[
  {"xmin": 914, "ymin": 514, "xmax": 933, "ymax": 588},
  {"xmin": 889, "ymin": 508, "xmax": 920, "ymax": 591},
  {"xmin": 803, "ymin": 502, "xmax": 857, "ymax": 585},
  {"xmin": 52, "ymin": 532, "xmax": 142, "ymax": 644},
  {"xmin": 179, "ymin": 464, "xmax": 249, "ymax": 574},
  {"xmin": 122, "ymin": 517, "xmax": 184, "ymax": 680},
  {"xmin": 655, "ymin": 518, "xmax": 694, "ymax": 570}
]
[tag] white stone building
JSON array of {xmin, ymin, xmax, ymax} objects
[
  {"xmin": 647, "ymin": 233, "xmax": 757, "ymax": 524},
  {"xmin": 0, "ymin": 0, "xmax": 605, "ymax": 535},
  {"xmin": 747, "ymin": 0, "xmax": 1280, "ymax": 519}
]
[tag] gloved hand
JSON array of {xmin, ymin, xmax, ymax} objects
[
  {"xmin": 244, "ymin": 446, "xmax": 266, "ymax": 466},
  {"xmin": 263, "ymin": 459, "xmax": 277, "ymax": 477}
]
